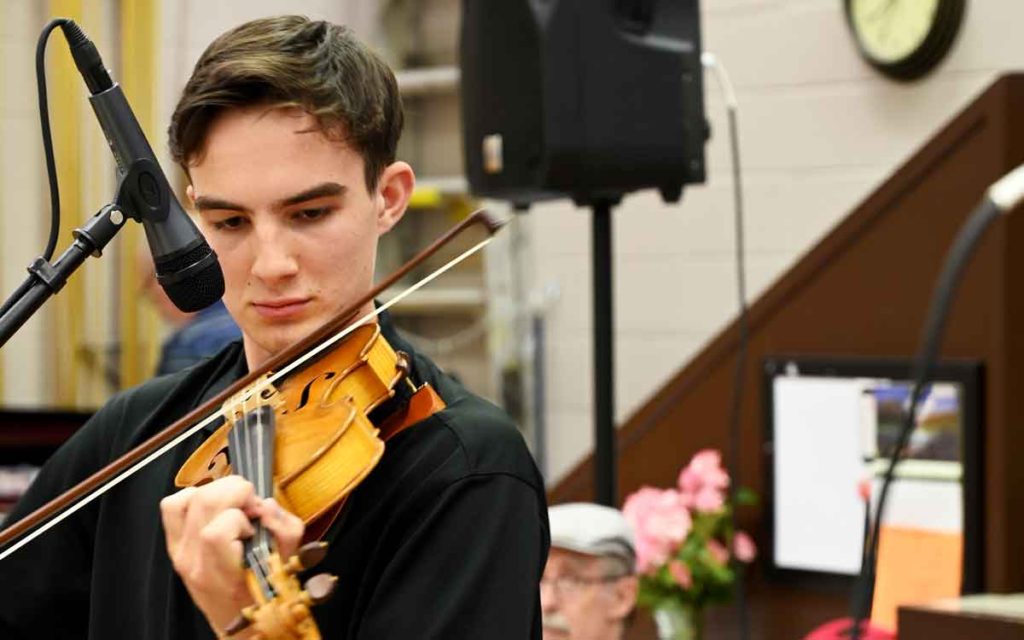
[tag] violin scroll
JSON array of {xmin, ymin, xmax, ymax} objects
[{"xmin": 224, "ymin": 542, "xmax": 337, "ymax": 640}]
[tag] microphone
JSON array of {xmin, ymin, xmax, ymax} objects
[
  {"xmin": 810, "ymin": 162, "xmax": 1024, "ymax": 640},
  {"xmin": 60, "ymin": 20, "xmax": 224, "ymax": 312},
  {"xmin": 987, "ymin": 163, "xmax": 1024, "ymax": 213}
]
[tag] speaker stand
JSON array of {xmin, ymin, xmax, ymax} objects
[{"xmin": 592, "ymin": 199, "xmax": 616, "ymax": 506}]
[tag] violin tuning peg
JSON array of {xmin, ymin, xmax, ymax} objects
[
  {"xmin": 297, "ymin": 541, "xmax": 329, "ymax": 569},
  {"xmin": 303, "ymin": 573, "xmax": 338, "ymax": 605}
]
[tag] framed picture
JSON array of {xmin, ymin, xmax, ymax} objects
[{"xmin": 761, "ymin": 356, "xmax": 983, "ymax": 593}]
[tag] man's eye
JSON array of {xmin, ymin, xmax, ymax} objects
[
  {"xmin": 213, "ymin": 216, "xmax": 246, "ymax": 230},
  {"xmin": 296, "ymin": 207, "xmax": 331, "ymax": 221}
]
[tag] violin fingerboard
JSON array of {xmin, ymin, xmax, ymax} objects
[
  {"xmin": 228, "ymin": 405, "xmax": 276, "ymax": 498},
  {"xmin": 228, "ymin": 404, "xmax": 278, "ymax": 589}
]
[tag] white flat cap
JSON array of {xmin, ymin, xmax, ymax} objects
[{"xmin": 549, "ymin": 502, "xmax": 636, "ymax": 566}]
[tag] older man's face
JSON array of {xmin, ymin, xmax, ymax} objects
[{"xmin": 540, "ymin": 548, "xmax": 637, "ymax": 640}]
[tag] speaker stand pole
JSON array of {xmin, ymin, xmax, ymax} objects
[{"xmin": 592, "ymin": 199, "xmax": 616, "ymax": 507}]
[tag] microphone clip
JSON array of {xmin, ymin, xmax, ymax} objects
[
  {"xmin": 0, "ymin": 203, "xmax": 128, "ymax": 348},
  {"xmin": 114, "ymin": 158, "xmax": 172, "ymax": 225}
]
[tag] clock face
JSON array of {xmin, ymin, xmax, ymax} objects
[
  {"xmin": 849, "ymin": 0, "xmax": 940, "ymax": 64},
  {"xmin": 845, "ymin": 0, "xmax": 966, "ymax": 81}
]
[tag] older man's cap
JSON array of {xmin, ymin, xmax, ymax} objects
[{"xmin": 549, "ymin": 502, "xmax": 636, "ymax": 567}]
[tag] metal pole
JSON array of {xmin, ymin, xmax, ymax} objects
[{"xmin": 592, "ymin": 200, "xmax": 615, "ymax": 506}]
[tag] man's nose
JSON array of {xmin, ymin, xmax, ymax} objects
[
  {"xmin": 540, "ymin": 580, "xmax": 559, "ymax": 612},
  {"xmin": 250, "ymin": 222, "xmax": 299, "ymax": 283}
]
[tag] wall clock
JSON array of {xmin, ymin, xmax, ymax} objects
[{"xmin": 844, "ymin": 0, "xmax": 966, "ymax": 81}]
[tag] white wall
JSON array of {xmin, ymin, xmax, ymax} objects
[
  {"xmin": 0, "ymin": 1, "xmax": 48, "ymax": 405},
  {"xmin": 529, "ymin": 0, "xmax": 1024, "ymax": 483}
]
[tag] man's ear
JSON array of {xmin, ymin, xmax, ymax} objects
[
  {"xmin": 186, "ymin": 184, "xmax": 196, "ymax": 205},
  {"xmin": 375, "ymin": 161, "xmax": 415, "ymax": 234},
  {"xmin": 607, "ymin": 575, "xmax": 639, "ymax": 621}
]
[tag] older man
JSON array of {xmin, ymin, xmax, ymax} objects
[{"xmin": 543, "ymin": 503, "xmax": 640, "ymax": 640}]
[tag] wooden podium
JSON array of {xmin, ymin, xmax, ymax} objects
[{"xmin": 899, "ymin": 594, "xmax": 1024, "ymax": 640}]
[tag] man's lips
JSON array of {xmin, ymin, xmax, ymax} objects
[{"xmin": 251, "ymin": 298, "xmax": 311, "ymax": 319}]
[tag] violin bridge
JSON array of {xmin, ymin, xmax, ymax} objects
[{"xmin": 221, "ymin": 372, "xmax": 285, "ymax": 425}]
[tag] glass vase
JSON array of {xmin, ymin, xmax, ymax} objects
[{"xmin": 653, "ymin": 600, "xmax": 702, "ymax": 640}]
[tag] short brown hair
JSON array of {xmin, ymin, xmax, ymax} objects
[{"xmin": 169, "ymin": 15, "xmax": 403, "ymax": 190}]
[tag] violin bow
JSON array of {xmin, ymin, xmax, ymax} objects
[{"xmin": 0, "ymin": 209, "xmax": 504, "ymax": 561}]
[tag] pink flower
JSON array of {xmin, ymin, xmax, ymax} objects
[
  {"xmin": 733, "ymin": 531, "xmax": 757, "ymax": 563},
  {"xmin": 623, "ymin": 487, "xmax": 692, "ymax": 574},
  {"xmin": 706, "ymin": 538, "xmax": 730, "ymax": 565},
  {"xmin": 857, "ymin": 477, "xmax": 872, "ymax": 502},
  {"xmin": 691, "ymin": 486, "xmax": 725, "ymax": 512},
  {"xmin": 668, "ymin": 559, "xmax": 693, "ymax": 589},
  {"xmin": 678, "ymin": 449, "xmax": 730, "ymax": 513}
]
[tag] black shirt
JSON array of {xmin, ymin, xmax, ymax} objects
[{"xmin": 0, "ymin": 312, "xmax": 549, "ymax": 639}]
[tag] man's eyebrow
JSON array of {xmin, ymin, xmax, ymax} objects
[
  {"xmin": 192, "ymin": 195, "xmax": 247, "ymax": 212},
  {"xmin": 277, "ymin": 182, "xmax": 346, "ymax": 208},
  {"xmin": 191, "ymin": 182, "xmax": 347, "ymax": 213}
]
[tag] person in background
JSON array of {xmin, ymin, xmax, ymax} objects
[
  {"xmin": 543, "ymin": 503, "xmax": 640, "ymax": 640},
  {"xmin": 139, "ymin": 251, "xmax": 241, "ymax": 375}
]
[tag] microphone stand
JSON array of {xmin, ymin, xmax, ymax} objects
[{"xmin": 0, "ymin": 160, "xmax": 161, "ymax": 348}]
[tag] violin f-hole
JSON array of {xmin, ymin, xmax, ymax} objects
[
  {"xmin": 295, "ymin": 371, "xmax": 336, "ymax": 413},
  {"xmin": 194, "ymin": 446, "xmax": 232, "ymax": 485}
]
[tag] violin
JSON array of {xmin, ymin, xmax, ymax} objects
[{"xmin": 0, "ymin": 209, "xmax": 503, "ymax": 639}]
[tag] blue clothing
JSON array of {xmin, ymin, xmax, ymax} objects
[{"xmin": 156, "ymin": 300, "xmax": 241, "ymax": 375}]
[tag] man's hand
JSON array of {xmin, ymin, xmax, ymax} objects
[{"xmin": 160, "ymin": 476, "xmax": 304, "ymax": 635}]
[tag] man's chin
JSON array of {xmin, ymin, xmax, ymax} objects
[
  {"xmin": 543, "ymin": 626, "xmax": 571, "ymax": 640},
  {"xmin": 249, "ymin": 318, "xmax": 320, "ymax": 351}
]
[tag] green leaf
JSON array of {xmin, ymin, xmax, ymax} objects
[{"xmin": 735, "ymin": 487, "xmax": 759, "ymax": 506}]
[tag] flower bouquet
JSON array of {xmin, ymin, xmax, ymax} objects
[{"xmin": 623, "ymin": 449, "xmax": 757, "ymax": 640}]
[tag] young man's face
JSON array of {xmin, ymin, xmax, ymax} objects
[{"xmin": 188, "ymin": 106, "xmax": 411, "ymax": 368}]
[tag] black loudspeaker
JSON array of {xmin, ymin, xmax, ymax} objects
[{"xmin": 460, "ymin": 0, "xmax": 707, "ymax": 206}]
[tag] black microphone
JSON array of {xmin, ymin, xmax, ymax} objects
[{"xmin": 60, "ymin": 20, "xmax": 224, "ymax": 312}]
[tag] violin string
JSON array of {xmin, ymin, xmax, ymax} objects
[
  {"xmin": 254, "ymin": 404, "xmax": 273, "ymax": 580},
  {"xmin": 0, "ymin": 236, "xmax": 492, "ymax": 563},
  {"xmin": 246, "ymin": 395, "xmax": 274, "ymax": 597}
]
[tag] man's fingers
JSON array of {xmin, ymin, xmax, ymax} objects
[
  {"xmin": 200, "ymin": 508, "xmax": 256, "ymax": 571},
  {"xmin": 160, "ymin": 486, "xmax": 198, "ymax": 552},
  {"xmin": 257, "ymin": 499, "xmax": 305, "ymax": 560},
  {"xmin": 181, "ymin": 476, "xmax": 256, "ymax": 538}
]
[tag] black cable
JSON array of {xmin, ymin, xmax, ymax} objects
[
  {"xmin": 849, "ymin": 196, "xmax": 1002, "ymax": 639},
  {"xmin": 0, "ymin": 19, "xmax": 69, "ymax": 321},
  {"xmin": 703, "ymin": 51, "xmax": 752, "ymax": 640},
  {"xmin": 36, "ymin": 18, "xmax": 68, "ymax": 262},
  {"xmin": 723, "ymin": 94, "xmax": 752, "ymax": 640}
]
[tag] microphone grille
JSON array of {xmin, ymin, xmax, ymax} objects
[{"xmin": 156, "ymin": 244, "xmax": 226, "ymax": 313}]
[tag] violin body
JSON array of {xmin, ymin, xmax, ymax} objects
[
  {"xmin": 172, "ymin": 320, "xmax": 452, "ymax": 639},
  {"xmin": 175, "ymin": 322, "xmax": 406, "ymax": 524}
]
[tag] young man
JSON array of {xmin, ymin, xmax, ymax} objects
[
  {"xmin": 542, "ymin": 503, "xmax": 639, "ymax": 640},
  {"xmin": 0, "ymin": 16, "xmax": 548, "ymax": 639}
]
